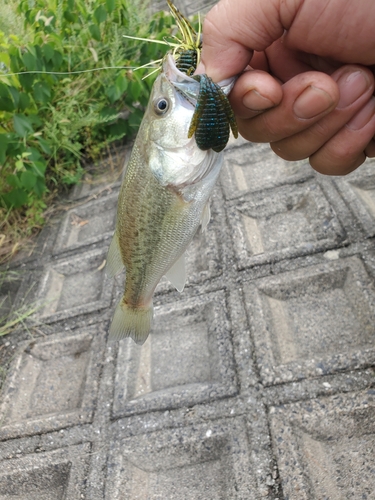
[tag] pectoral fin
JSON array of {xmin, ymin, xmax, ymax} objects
[
  {"xmin": 201, "ymin": 203, "xmax": 211, "ymax": 232},
  {"xmin": 164, "ymin": 252, "xmax": 186, "ymax": 292},
  {"xmin": 105, "ymin": 232, "xmax": 124, "ymax": 278}
]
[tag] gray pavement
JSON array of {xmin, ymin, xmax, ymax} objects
[{"xmin": 1, "ymin": 2, "xmax": 375, "ymax": 498}]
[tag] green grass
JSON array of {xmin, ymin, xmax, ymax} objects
[
  {"xmin": 0, "ymin": 0, "xmax": 27, "ymax": 37},
  {"xmin": 0, "ymin": 0, "xmax": 175, "ymax": 262}
]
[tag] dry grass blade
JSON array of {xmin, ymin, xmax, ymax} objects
[{"xmin": 0, "ymin": 304, "xmax": 41, "ymax": 337}]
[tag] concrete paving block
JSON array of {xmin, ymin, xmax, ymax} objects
[
  {"xmin": 227, "ymin": 179, "xmax": 345, "ymax": 269},
  {"xmin": 270, "ymin": 389, "xmax": 375, "ymax": 500},
  {"xmin": 105, "ymin": 418, "xmax": 258, "ymax": 500},
  {"xmin": 334, "ymin": 159, "xmax": 375, "ymax": 236},
  {"xmin": 0, "ymin": 325, "xmax": 105, "ymax": 440},
  {"xmin": 221, "ymin": 143, "xmax": 313, "ymax": 201},
  {"xmin": 112, "ymin": 290, "xmax": 237, "ymax": 418},
  {"xmin": 263, "ymin": 369, "xmax": 375, "ymax": 407},
  {"xmin": 0, "ymin": 270, "xmax": 25, "ymax": 319},
  {"xmin": 34, "ymin": 248, "xmax": 112, "ymax": 324},
  {"xmin": 225, "ymin": 133, "xmax": 248, "ymax": 151},
  {"xmin": 0, "ymin": 443, "xmax": 90, "ymax": 499},
  {"xmin": 53, "ymin": 192, "xmax": 118, "ymax": 255},
  {"xmin": 244, "ymin": 255, "xmax": 375, "ymax": 385},
  {"xmin": 227, "ymin": 288, "xmax": 259, "ymax": 390},
  {"xmin": 68, "ymin": 146, "xmax": 129, "ymax": 201}
]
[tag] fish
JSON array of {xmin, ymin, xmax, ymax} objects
[{"xmin": 106, "ymin": 54, "xmax": 235, "ymax": 344}]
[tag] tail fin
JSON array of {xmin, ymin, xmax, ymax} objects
[{"xmin": 109, "ymin": 300, "xmax": 153, "ymax": 345}]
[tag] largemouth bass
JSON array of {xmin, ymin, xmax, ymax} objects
[{"xmin": 106, "ymin": 55, "xmax": 234, "ymax": 344}]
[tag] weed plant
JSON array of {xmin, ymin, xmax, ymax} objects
[{"xmin": 0, "ymin": 0, "xmax": 174, "ymax": 257}]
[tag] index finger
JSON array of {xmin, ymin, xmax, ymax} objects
[{"xmin": 200, "ymin": 0, "xmax": 287, "ymax": 81}]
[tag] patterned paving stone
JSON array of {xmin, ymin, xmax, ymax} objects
[
  {"xmin": 112, "ymin": 290, "xmax": 237, "ymax": 418},
  {"xmin": 270, "ymin": 389, "xmax": 375, "ymax": 500},
  {"xmin": 244, "ymin": 255, "xmax": 375, "ymax": 385},
  {"xmin": 334, "ymin": 159, "xmax": 375, "ymax": 237},
  {"xmin": 105, "ymin": 418, "xmax": 258, "ymax": 499},
  {"xmin": 68, "ymin": 146, "xmax": 128, "ymax": 202},
  {"xmin": 227, "ymin": 179, "xmax": 346, "ymax": 269},
  {"xmin": 0, "ymin": 443, "xmax": 90, "ymax": 499},
  {"xmin": 221, "ymin": 143, "xmax": 313, "ymax": 201},
  {"xmin": 0, "ymin": 326, "xmax": 105, "ymax": 440},
  {"xmin": 53, "ymin": 192, "xmax": 118, "ymax": 256},
  {"xmin": 0, "ymin": 270, "xmax": 24, "ymax": 319},
  {"xmin": 34, "ymin": 248, "xmax": 112, "ymax": 324}
]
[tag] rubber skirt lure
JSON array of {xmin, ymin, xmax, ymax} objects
[{"xmin": 168, "ymin": 0, "xmax": 238, "ymax": 152}]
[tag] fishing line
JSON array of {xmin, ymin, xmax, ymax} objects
[{"xmin": 0, "ymin": 66, "xmax": 142, "ymax": 77}]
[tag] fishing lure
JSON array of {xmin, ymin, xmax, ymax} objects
[
  {"xmin": 188, "ymin": 74, "xmax": 238, "ymax": 152},
  {"xmin": 165, "ymin": 1, "xmax": 238, "ymax": 152},
  {"xmin": 123, "ymin": 1, "xmax": 238, "ymax": 152}
]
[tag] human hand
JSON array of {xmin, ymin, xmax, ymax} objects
[{"xmin": 198, "ymin": 0, "xmax": 375, "ymax": 175}]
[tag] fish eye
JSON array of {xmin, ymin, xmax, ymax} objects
[{"xmin": 154, "ymin": 97, "xmax": 170, "ymax": 115}]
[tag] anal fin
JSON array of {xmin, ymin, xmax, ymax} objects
[
  {"xmin": 105, "ymin": 231, "xmax": 124, "ymax": 278},
  {"xmin": 201, "ymin": 203, "xmax": 211, "ymax": 232},
  {"xmin": 164, "ymin": 252, "xmax": 186, "ymax": 292}
]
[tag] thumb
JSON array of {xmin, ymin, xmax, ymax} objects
[{"xmin": 200, "ymin": 0, "xmax": 295, "ymax": 81}]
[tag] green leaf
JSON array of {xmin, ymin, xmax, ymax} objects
[
  {"xmin": 18, "ymin": 92, "xmax": 31, "ymax": 111},
  {"xmin": 105, "ymin": 85, "xmax": 119, "ymax": 103},
  {"xmin": 33, "ymin": 177, "xmax": 46, "ymax": 197},
  {"xmin": 106, "ymin": 0, "xmax": 115, "ymax": 13},
  {"xmin": 0, "ymin": 52, "xmax": 10, "ymax": 68},
  {"xmin": 28, "ymin": 114, "xmax": 42, "ymax": 128},
  {"xmin": 52, "ymin": 50, "xmax": 63, "ymax": 68},
  {"xmin": 37, "ymin": 137, "xmax": 52, "ymax": 155},
  {"xmin": 115, "ymin": 74, "xmax": 128, "ymax": 95},
  {"xmin": 128, "ymin": 108, "xmax": 144, "ymax": 127},
  {"xmin": 8, "ymin": 87, "xmax": 20, "ymax": 108},
  {"xmin": 63, "ymin": 10, "xmax": 77, "ymax": 23},
  {"xmin": 94, "ymin": 5, "xmax": 107, "ymax": 24},
  {"xmin": 13, "ymin": 114, "xmax": 34, "ymax": 137},
  {"xmin": 99, "ymin": 106, "xmax": 119, "ymax": 120},
  {"xmin": 2, "ymin": 188, "xmax": 28, "ymax": 208},
  {"xmin": 42, "ymin": 43, "xmax": 54, "ymax": 62},
  {"xmin": 32, "ymin": 160, "xmax": 47, "ymax": 177},
  {"xmin": 0, "ymin": 135, "xmax": 7, "ymax": 165},
  {"xmin": 19, "ymin": 73, "xmax": 34, "ymax": 92},
  {"xmin": 22, "ymin": 51, "xmax": 36, "ymax": 71},
  {"xmin": 3, "ymin": 134, "xmax": 22, "ymax": 157},
  {"xmin": 6, "ymin": 174, "xmax": 21, "ymax": 189},
  {"xmin": 33, "ymin": 81, "xmax": 51, "ymax": 103},
  {"xmin": 20, "ymin": 170, "xmax": 37, "ymax": 190},
  {"xmin": 0, "ymin": 83, "xmax": 14, "ymax": 112},
  {"xmin": 89, "ymin": 24, "xmax": 101, "ymax": 41},
  {"xmin": 68, "ymin": 0, "xmax": 75, "ymax": 9},
  {"xmin": 0, "ymin": 83, "xmax": 10, "ymax": 99},
  {"xmin": 108, "ymin": 120, "xmax": 128, "ymax": 139},
  {"xmin": 0, "ymin": 96, "xmax": 14, "ymax": 112},
  {"xmin": 15, "ymin": 159, "xmax": 24, "ymax": 170},
  {"xmin": 26, "ymin": 147, "xmax": 42, "ymax": 161},
  {"xmin": 128, "ymin": 80, "xmax": 141, "ymax": 102}
]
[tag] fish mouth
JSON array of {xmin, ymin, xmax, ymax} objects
[
  {"xmin": 163, "ymin": 54, "xmax": 200, "ymax": 106},
  {"xmin": 163, "ymin": 54, "xmax": 196, "ymax": 84},
  {"xmin": 163, "ymin": 53, "xmax": 236, "ymax": 100}
]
